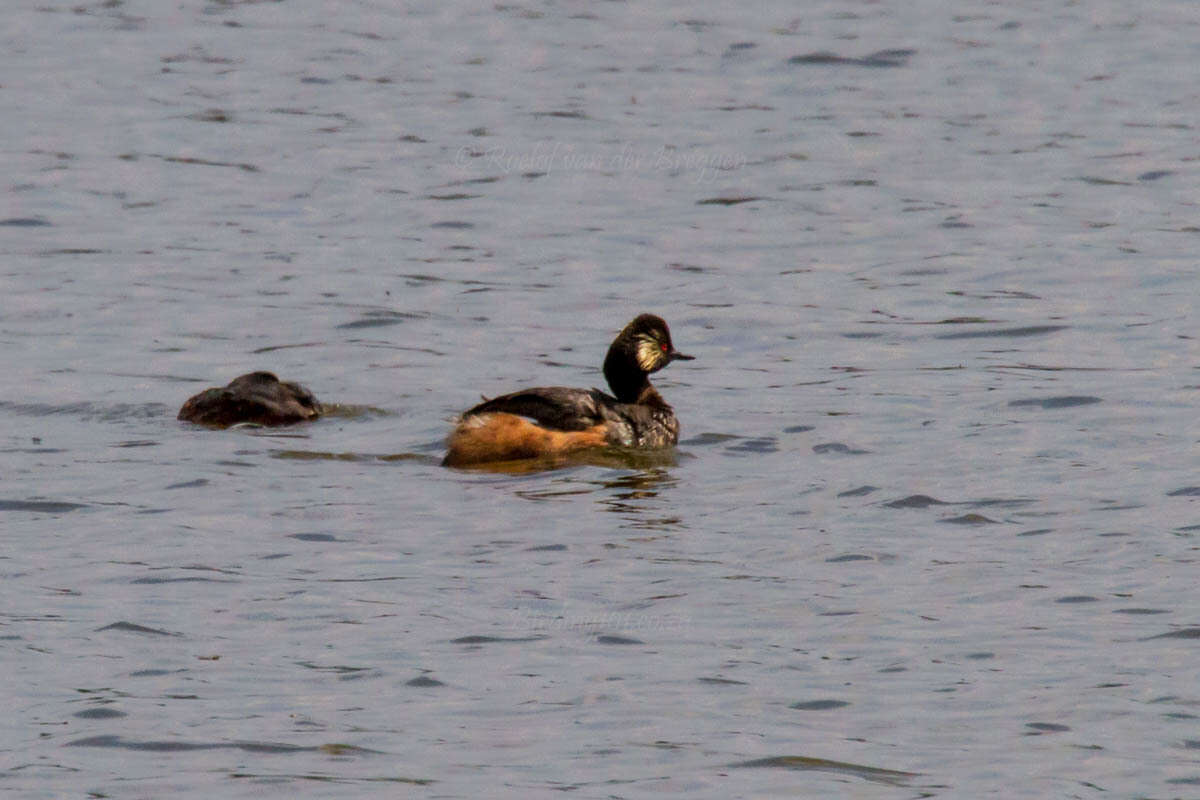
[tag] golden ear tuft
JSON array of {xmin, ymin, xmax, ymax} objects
[{"xmin": 635, "ymin": 337, "xmax": 663, "ymax": 371}]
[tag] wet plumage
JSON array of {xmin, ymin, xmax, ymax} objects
[
  {"xmin": 178, "ymin": 371, "xmax": 322, "ymax": 428},
  {"xmin": 443, "ymin": 314, "xmax": 692, "ymax": 466}
]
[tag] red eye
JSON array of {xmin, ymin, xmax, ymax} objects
[{"xmin": 661, "ymin": 343, "xmax": 668, "ymax": 352}]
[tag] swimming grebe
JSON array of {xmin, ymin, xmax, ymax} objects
[
  {"xmin": 443, "ymin": 314, "xmax": 692, "ymax": 466},
  {"xmin": 178, "ymin": 371, "xmax": 322, "ymax": 428}
]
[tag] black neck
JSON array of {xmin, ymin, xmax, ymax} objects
[
  {"xmin": 604, "ymin": 368, "xmax": 646, "ymax": 403},
  {"xmin": 603, "ymin": 345, "xmax": 649, "ymax": 403}
]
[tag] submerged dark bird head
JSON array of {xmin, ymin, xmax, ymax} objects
[
  {"xmin": 602, "ymin": 314, "xmax": 693, "ymax": 402},
  {"xmin": 178, "ymin": 371, "xmax": 322, "ymax": 428}
]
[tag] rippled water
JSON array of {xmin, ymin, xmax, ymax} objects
[{"xmin": 5, "ymin": 1, "xmax": 1200, "ymax": 797}]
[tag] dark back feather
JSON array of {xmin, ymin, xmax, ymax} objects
[{"xmin": 464, "ymin": 386, "xmax": 610, "ymax": 431}]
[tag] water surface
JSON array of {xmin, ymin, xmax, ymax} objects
[{"xmin": 4, "ymin": 1, "xmax": 1200, "ymax": 797}]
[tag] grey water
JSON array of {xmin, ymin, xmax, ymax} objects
[{"xmin": 4, "ymin": 1, "xmax": 1199, "ymax": 797}]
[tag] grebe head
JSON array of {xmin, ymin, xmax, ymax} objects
[{"xmin": 603, "ymin": 314, "xmax": 693, "ymax": 400}]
